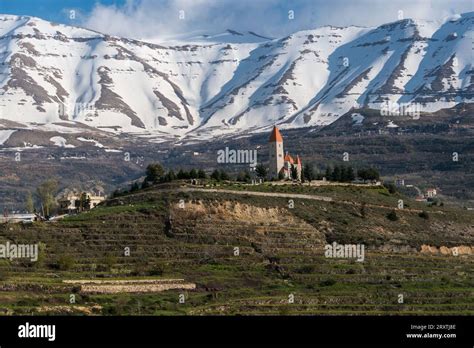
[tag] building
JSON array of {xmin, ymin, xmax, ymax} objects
[
  {"xmin": 0, "ymin": 214, "xmax": 37, "ymax": 224},
  {"xmin": 395, "ymin": 179, "xmax": 405, "ymax": 187},
  {"xmin": 59, "ymin": 192, "xmax": 105, "ymax": 214},
  {"xmin": 426, "ymin": 188, "xmax": 437, "ymax": 198},
  {"xmin": 268, "ymin": 126, "xmax": 302, "ymax": 181}
]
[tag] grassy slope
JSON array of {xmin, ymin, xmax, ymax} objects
[{"xmin": 0, "ymin": 183, "xmax": 472, "ymax": 315}]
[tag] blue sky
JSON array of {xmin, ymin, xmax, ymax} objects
[
  {"xmin": 0, "ymin": 0, "xmax": 126, "ymax": 24},
  {"xmin": 0, "ymin": 0, "xmax": 472, "ymax": 40}
]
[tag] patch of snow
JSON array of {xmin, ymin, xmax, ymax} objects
[
  {"xmin": 351, "ymin": 113, "xmax": 365, "ymax": 126},
  {"xmin": 0, "ymin": 130, "xmax": 16, "ymax": 145},
  {"xmin": 50, "ymin": 136, "xmax": 75, "ymax": 148},
  {"xmin": 77, "ymin": 137, "xmax": 104, "ymax": 148}
]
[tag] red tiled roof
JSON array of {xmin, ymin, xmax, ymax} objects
[
  {"xmin": 269, "ymin": 126, "xmax": 283, "ymax": 143},
  {"xmin": 284, "ymin": 153, "xmax": 294, "ymax": 164}
]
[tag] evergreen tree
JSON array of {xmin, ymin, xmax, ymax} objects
[
  {"xmin": 141, "ymin": 179, "xmax": 150, "ymax": 189},
  {"xmin": 210, "ymin": 169, "xmax": 220, "ymax": 181},
  {"xmin": 255, "ymin": 164, "xmax": 267, "ymax": 179},
  {"xmin": 177, "ymin": 169, "xmax": 190, "ymax": 180},
  {"xmin": 220, "ymin": 170, "xmax": 230, "ymax": 181},
  {"xmin": 346, "ymin": 166, "xmax": 355, "ymax": 182},
  {"xmin": 130, "ymin": 182, "xmax": 140, "ymax": 192},
  {"xmin": 332, "ymin": 165, "xmax": 342, "ymax": 182},
  {"xmin": 236, "ymin": 172, "xmax": 246, "ymax": 182},
  {"xmin": 304, "ymin": 163, "xmax": 315, "ymax": 182},
  {"xmin": 325, "ymin": 166, "xmax": 332, "ymax": 181},
  {"xmin": 189, "ymin": 169, "xmax": 198, "ymax": 179},
  {"xmin": 358, "ymin": 167, "xmax": 380, "ymax": 182},
  {"xmin": 244, "ymin": 171, "xmax": 251, "ymax": 182},
  {"xmin": 340, "ymin": 166, "xmax": 348, "ymax": 182},
  {"xmin": 197, "ymin": 169, "xmax": 207, "ymax": 179},
  {"xmin": 167, "ymin": 170, "xmax": 176, "ymax": 181},
  {"xmin": 290, "ymin": 165, "xmax": 298, "ymax": 180}
]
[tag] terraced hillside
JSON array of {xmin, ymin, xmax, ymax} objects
[{"xmin": 0, "ymin": 183, "xmax": 472, "ymax": 315}]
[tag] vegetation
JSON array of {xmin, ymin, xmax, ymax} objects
[
  {"xmin": 386, "ymin": 210, "xmax": 399, "ymax": 221},
  {"xmin": 35, "ymin": 179, "xmax": 59, "ymax": 217},
  {"xmin": 0, "ymin": 185, "xmax": 471, "ymax": 316},
  {"xmin": 255, "ymin": 164, "xmax": 267, "ymax": 179}
]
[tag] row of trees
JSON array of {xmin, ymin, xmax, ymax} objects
[
  {"xmin": 125, "ymin": 164, "xmax": 234, "ymax": 194},
  {"xmin": 123, "ymin": 163, "xmax": 382, "ymax": 196},
  {"xmin": 325, "ymin": 165, "xmax": 380, "ymax": 183}
]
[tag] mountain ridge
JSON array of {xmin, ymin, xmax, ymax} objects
[{"xmin": 0, "ymin": 12, "xmax": 472, "ymax": 144}]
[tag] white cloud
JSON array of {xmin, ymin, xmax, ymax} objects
[{"xmin": 82, "ymin": 0, "xmax": 473, "ymax": 40}]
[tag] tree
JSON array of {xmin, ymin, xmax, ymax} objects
[
  {"xmin": 177, "ymin": 169, "xmax": 189, "ymax": 180},
  {"xmin": 325, "ymin": 166, "xmax": 332, "ymax": 181},
  {"xmin": 197, "ymin": 169, "xmax": 207, "ymax": 179},
  {"xmin": 358, "ymin": 167, "xmax": 380, "ymax": 182},
  {"xmin": 130, "ymin": 182, "xmax": 140, "ymax": 192},
  {"xmin": 141, "ymin": 179, "xmax": 150, "ymax": 189},
  {"xmin": 210, "ymin": 169, "xmax": 220, "ymax": 181},
  {"xmin": 236, "ymin": 171, "xmax": 250, "ymax": 182},
  {"xmin": 25, "ymin": 192, "xmax": 34, "ymax": 213},
  {"xmin": 331, "ymin": 165, "xmax": 342, "ymax": 182},
  {"xmin": 220, "ymin": 170, "xmax": 230, "ymax": 181},
  {"xmin": 189, "ymin": 169, "xmax": 198, "ymax": 179},
  {"xmin": 145, "ymin": 163, "xmax": 164, "ymax": 183},
  {"xmin": 162, "ymin": 169, "xmax": 177, "ymax": 182},
  {"xmin": 384, "ymin": 183, "xmax": 397, "ymax": 194},
  {"xmin": 290, "ymin": 165, "xmax": 298, "ymax": 181},
  {"xmin": 303, "ymin": 163, "xmax": 314, "ymax": 182},
  {"xmin": 255, "ymin": 164, "xmax": 267, "ymax": 179},
  {"xmin": 340, "ymin": 166, "xmax": 348, "ymax": 182},
  {"xmin": 346, "ymin": 166, "xmax": 356, "ymax": 182},
  {"xmin": 36, "ymin": 179, "xmax": 58, "ymax": 217},
  {"xmin": 75, "ymin": 192, "xmax": 91, "ymax": 212}
]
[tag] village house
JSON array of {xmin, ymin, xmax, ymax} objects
[
  {"xmin": 59, "ymin": 192, "xmax": 105, "ymax": 214},
  {"xmin": 268, "ymin": 126, "xmax": 302, "ymax": 181},
  {"xmin": 426, "ymin": 188, "xmax": 437, "ymax": 198}
]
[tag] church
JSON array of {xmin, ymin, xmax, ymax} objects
[{"xmin": 268, "ymin": 126, "xmax": 302, "ymax": 181}]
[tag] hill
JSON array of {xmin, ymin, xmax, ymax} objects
[{"xmin": 0, "ymin": 182, "xmax": 472, "ymax": 315}]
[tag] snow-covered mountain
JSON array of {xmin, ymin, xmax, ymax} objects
[{"xmin": 0, "ymin": 13, "xmax": 472, "ymax": 143}]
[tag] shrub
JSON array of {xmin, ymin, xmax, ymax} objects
[
  {"xmin": 418, "ymin": 211, "xmax": 429, "ymax": 219},
  {"xmin": 319, "ymin": 279, "xmax": 337, "ymax": 287},
  {"xmin": 55, "ymin": 255, "xmax": 75, "ymax": 270},
  {"xmin": 147, "ymin": 263, "xmax": 165, "ymax": 276},
  {"xmin": 386, "ymin": 210, "xmax": 399, "ymax": 221},
  {"xmin": 384, "ymin": 183, "xmax": 397, "ymax": 194}
]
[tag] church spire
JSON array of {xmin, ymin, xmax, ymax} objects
[{"xmin": 269, "ymin": 125, "xmax": 283, "ymax": 143}]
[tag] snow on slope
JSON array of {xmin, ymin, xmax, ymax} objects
[{"xmin": 0, "ymin": 13, "xmax": 472, "ymax": 143}]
